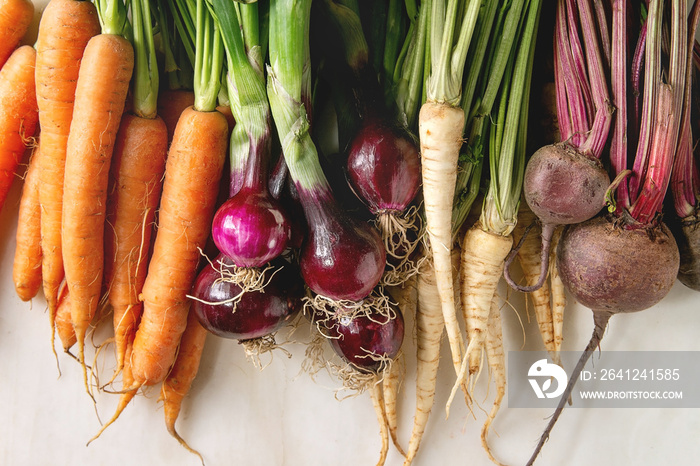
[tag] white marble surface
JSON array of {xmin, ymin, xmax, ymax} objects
[{"xmin": 2, "ymin": 3, "xmax": 700, "ymax": 465}]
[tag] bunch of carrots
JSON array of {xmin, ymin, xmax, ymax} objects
[{"xmin": 2, "ymin": 0, "xmax": 700, "ymax": 465}]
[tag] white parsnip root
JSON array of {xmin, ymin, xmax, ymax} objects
[
  {"xmin": 481, "ymin": 293, "xmax": 506, "ymax": 466},
  {"xmin": 452, "ymin": 224, "xmax": 512, "ymax": 408},
  {"xmin": 369, "ymin": 380, "xmax": 390, "ymax": 466},
  {"xmin": 512, "ymin": 207, "xmax": 557, "ymax": 364},
  {"xmin": 549, "ymin": 226, "xmax": 566, "ymax": 356},
  {"xmin": 404, "ymin": 253, "xmax": 443, "ymax": 466},
  {"xmin": 385, "ymin": 276, "xmax": 418, "ymax": 457},
  {"xmin": 418, "ymin": 101, "xmax": 467, "ymax": 378}
]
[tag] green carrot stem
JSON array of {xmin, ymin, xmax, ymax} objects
[
  {"xmin": 95, "ymin": 0, "xmax": 128, "ymax": 36},
  {"xmin": 131, "ymin": 0, "xmax": 158, "ymax": 118},
  {"xmin": 193, "ymin": 0, "xmax": 224, "ymax": 112}
]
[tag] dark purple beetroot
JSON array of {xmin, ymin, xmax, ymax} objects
[
  {"xmin": 504, "ymin": 143, "xmax": 611, "ymax": 293},
  {"xmin": 322, "ymin": 303, "xmax": 404, "ymax": 373},
  {"xmin": 299, "ymin": 191, "xmax": 386, "ymax": 302},
  {"xmin": 524, "ymin": 144, "xmax": 610, "ymax": 226},
  {"xmin": 212, "ymin": 190, "xmax": 292, "ymax": 268},
  {"xmin": 556, "ymin": 215, "xmax": 679, "ymax": 313},
  {"xmin": 527, "ymin": 216, "xmax": 680, "ymax": 466},
  {"xmin": 674, "ymin": 216, "xmax": 700, "ymax": 291},
  {"xmin": 345, "ymin": 119, "xmax": 421, "ymax": 214},
  {"xmin": 191, "ymin": 255, "xmax": 303, "ymax": 340}
]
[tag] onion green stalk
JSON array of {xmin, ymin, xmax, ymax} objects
[{"xmin": 211, "ymin": 0, "xmax": 270, "ymax": 196}]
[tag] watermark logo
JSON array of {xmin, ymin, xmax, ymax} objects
[{"xmin": 527, "ymin": 359, "xmax": 567, "ymax": 399}]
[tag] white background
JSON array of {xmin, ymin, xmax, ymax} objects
[{"xmin": 2, "ymin": 2, "xmax": 700, "ymax": 466}]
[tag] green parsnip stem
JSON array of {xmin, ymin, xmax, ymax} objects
[
  {"xmin": 419, "ymin": 0, "xmax": 480, "ymax": 382},
  {"xmin": 450, "ymin": 0, "xmax": 540, "ymax": 418}
]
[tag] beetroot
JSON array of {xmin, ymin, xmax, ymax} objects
[
  {"xmin": 504, "ymin": 143, "xmax": 610, "ymax": 292},
  {"xmin": 503, "ymin": 0, "xmax": 615, "ymax": 294},
  {"xmin": 557, "ymin": 215, "xmax": 679, "ymax": 313},
  {"xmin": 526, "ymin": 1, "xmax": 691, "ymax": 464},
  {"xmin": 191, "ymin": 255, "xmax": 303, "ymax": 340},
  {"xmin": 524, "ymin": 144, "xmax": 610, "ymax": 226},
  {"xmin": 526, "ymin": 215, "xmax": 680, "ymax": 466}
]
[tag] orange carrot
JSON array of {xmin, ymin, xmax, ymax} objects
[
  {"xmin": 216, "ymin": 103, "xmax": 236, "ymax": 132},
  {"xmin": 55, "ymin": 282, "xmax": 77, "ymax": 353},
  {"xmin": 34, "ymin": 0, "xmax": 100, "ymax": 350},
  {"xmin": 0, "ymin": 45, "xmax": 38, "ymax": 213},
  {"xmin": 62, "ymin": 33, "xmax": 134, "ymax": 390},
  {"xmin": 130, "ymin": 106, "xmax": 228, "ymax": 387},
  {"xmin": 13, "ymin": 141, "xmax": 42, "ymax": 301},
  {"xmin": 160, "ymin": 308, "xmax": 208, "ymax": 462},
  {"xmin": 0, "ymin": 0, "xmax": 34, "ymax": 69},
  {"xmin": 88, "ymin": 340, "xmax": 139, "ymax": 444},
  {"xmin": 157, "ymin": 89, "xmax": 195, "ymax": 142},
  {"xmin": 104, "ymin": 113, "xmax": 168, "ymax": 375}
]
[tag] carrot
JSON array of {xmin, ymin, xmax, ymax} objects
[
  {"xmin": 130, "ymin": 0, "xmax": 226, "ymax": 388},
  {"xmin": 512, "ymin": 205, "xmax": 557, "ymax": 363},
  {"xmin": 481, "ymin": 294, "xmax": 506, "ymax": 466},
  {"xmin": 160, "ymin": 308, "xmax": 208, "ymax": 463},
  {"xmin": 34, "ymin": 0, "xmax": 100, "ymax": 352},
  {"xmin": 157, "ymin": 89, "xmax": 195, "ymax": 142},
  {"xmin": 0, "ymin": 45, "xmax": 38, "ymax": 213},
  {"xmin": 418, "ymin": 101, "xmax": 467, "ymax": 378},
  {"xmin": 55, "ymin": 282, "xmax": 77, "ymax": 353},
  {"xmin": 102, "ymin": 0, "xmax": 168, "ymax": 378},
  {"xmin": 104, "ymin": 113, "xmax": 168, "ymax": 375},
  {"xmin": 62, "ymin": 30, "xmax": 134, "ymax": 394},
  {"xmin": 369, "ymin": 380, "xmax": 390, "ymax": 466},
  {"xmin": 130, "ymin": 106, "xmax": 228, "ymax": 387},
  {"xmin": 88, "ymin": 340, "xmax": 138, "ymax": 444},
  {"xmin": 13, "ymin": 141, "xmax": 42, "ymax": 301},
  {"xmin": 0, "ymin": 0, "xmax": 34, "ymax": 69},
  {"xmin": 216, "ymin": 103, "xmax": 236, "ymax": 132}
]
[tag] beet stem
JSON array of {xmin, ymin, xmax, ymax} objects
[
  {"xmin": 503, "ymin": 222, "xmax": 554, "ymax": 293},
  {"xmin": 610, "ymin": 0, "xmax": 630, "ymax": 211},
  {"xmin": 670, "ymin": 0, "xmax": 700, "ymax": 217},
  {"xmin": 525, "ymin": 311, "xmax": 612, "ymax": 466}
]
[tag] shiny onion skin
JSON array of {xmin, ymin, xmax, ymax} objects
[
  {"xmin": 212, "ymin": 190, "xmax": 292, "ymax": 268},
  {"xmin": 191, "ymin": 255, "xmax": 303, "ymax": 340},
  {"xmin": 346, "ymin": 119, "xmax": 421, "ymax": 214},
  {"xmin": 322, "ymin": 303, "xmax": 404, "ymax": 373},
  {"xmin": 299, "ymin": 192, "xmax": 386, "ymax": 302}
]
